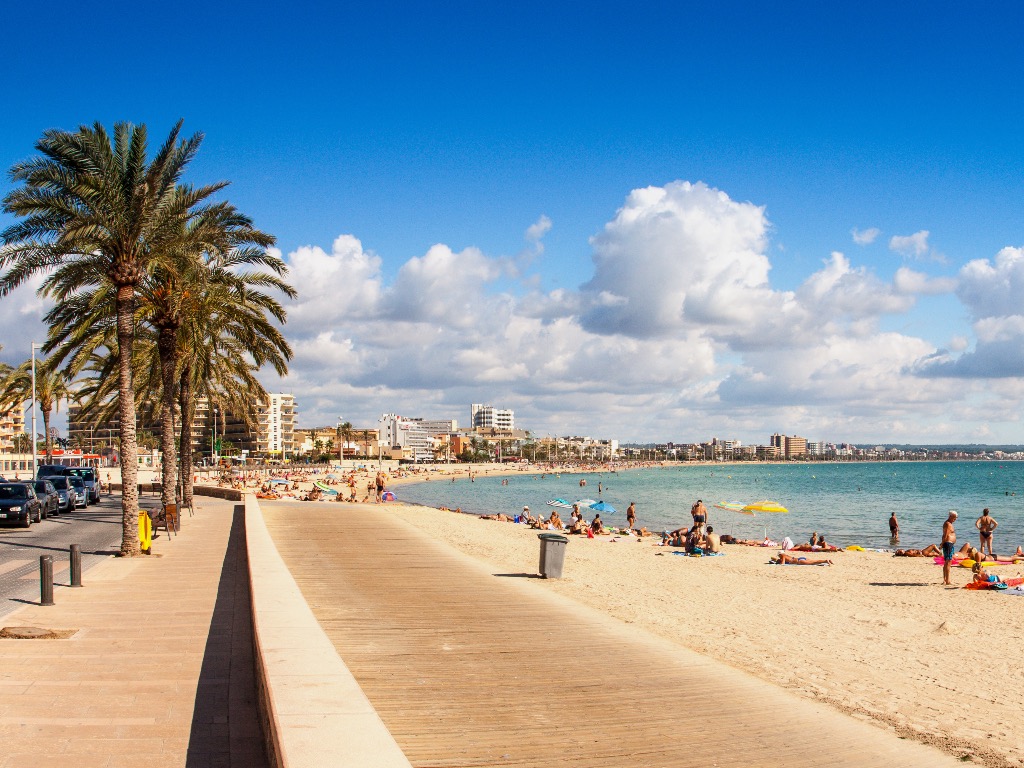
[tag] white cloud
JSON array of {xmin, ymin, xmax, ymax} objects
[
  {"xmin": 525, "ymin": 215, "xmax": 552, "ymax": 243},
  {"xmin": 892, "ymin": 267, "xmax": 957, "ymax": 296},
  {"xmin": 889, "ymin": 230, "xmax": 930, "ymax": 258},
  {"xmin": 851, "ymin": 227, "xmax": 880, "ymax": 245},
  {"xmin": 156, "ymin": 185, "xmax": 1024, "ymax": 441}
]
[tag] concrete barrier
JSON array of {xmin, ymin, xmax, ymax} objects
[
  {"xmin": 107, "ymin": 483, "xmax": 244, "ymax": 501},
  {"xmin": 244, "ymin": 495, "xmax": 412, "ymax": 768}
]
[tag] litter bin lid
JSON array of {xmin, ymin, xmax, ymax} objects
[{"xmin": 538, "ymin": 533, "xmax": 569, "ymax": 543}]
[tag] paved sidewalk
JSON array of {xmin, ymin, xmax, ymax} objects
[
  {"xmin": 0, "ymin": 498, "xmax": 267, "ymax": 768},
  {"xmin": 263, "ymin": 502, "xmax": 965, "ymax": 768}
]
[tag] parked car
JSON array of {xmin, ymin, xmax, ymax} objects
[
  {"xmin": 68, "ymin": 476, "xmax": 88, "ymax": 508},
  {"xmin": 36, "ymin": 464, "xmax": 73, "ymax": 481},
  {"xmin": 31, "ymin": 479, "xmax": 59, "ymax": 518},
  {"xmin": 0, "ymin": 482, "xmax": 43, "ymax": 527},
  {"xmin": 48, "ymin": 476, "xmax": 75, "ymax": 513},
  {"xmin": 71, "ymin": 467, "xmax": 100, "ymax": 504}
]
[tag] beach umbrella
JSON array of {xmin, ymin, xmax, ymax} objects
[
  {"xmin": 326, "ymin": 473, "xmax": 340, "ymax": 479},
  {"xmin": 546, "ymin": 498, "xmax": 574, "ymax": 508},
  {"xmin": 269, "ymin": 478, "xmax": 289, "ymax": 486},
  {"xmin": 589, "ymin": 501, "xmax": 617, "ymax": 514},
  {"xmin": 742, "ymin": 500, "xmax": 788, "ymax": 514},
  {"xmin": 575, "ymin": 499, "xmax": 598, "ymax": 507},
  {"xmin": 741, "ymin": 500, "xmax": 789, "ymax": 539},
  {"xmin": 715, "ymin": 501, "xmax": 751, "ymax": 514},
  {"xmin": 382, "ymin": 491, "xmax": 396, "ymax": 502}
]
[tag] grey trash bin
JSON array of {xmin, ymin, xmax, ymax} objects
[{"xmin": 538, "ymin": 533, "xmax": 569, "ymax": 578}]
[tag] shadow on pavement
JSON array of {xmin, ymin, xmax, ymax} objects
[{"xmin": 186, "ymin": 504, "xmax": 268, "ymax": 767}]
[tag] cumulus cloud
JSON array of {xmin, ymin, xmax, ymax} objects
[
  {"xmin": 914, "ymin": 247, "xmax": 1024, "ymax": 379},
  {"xmin": 579, "ymin": 181, "xmax": 780, "ymax": 340},
  {"xmin": 889, "ymin": 230, "xmax": 930, "ymax": 258},
  {"xmin": 245, "ymin": 183, "xmax": 1024, "ymax": 442},
  {"xmin": 851, "ymin": 227, "xmax": 880, "ymax": 245},
  {"xmin": 525, "ymin": 215, "xmax": 552, "ymax": 243},
  {"xmin": 893, "ymin": 267, "xmax": 957, "ymax": 296}
]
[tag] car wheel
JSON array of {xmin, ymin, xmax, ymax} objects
[{"xmin": 22, "ymin": 513, "xmax": 31, "ymax": 528}]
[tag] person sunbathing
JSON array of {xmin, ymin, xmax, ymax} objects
[
  {"xmin": 590, "ymin": 514, "xmax": 605, "ymax": 535},
  {"xmin": 480, "ymin": 512, "xmax": 513, "ymax": 522},
  {"xmin": 972, "ymin": 563, "xmax": 1003, "ymax": 584},
  {"xmin": 894, "ymin": 544, "xmax": 943, "ymax": 557},
  {"xmin": 771, "ymin": 552, "xmax": 832, "ymax": 566},
  {"xmin": 661, "ymin": 526, "xmax": 688, "ymax": 547}
]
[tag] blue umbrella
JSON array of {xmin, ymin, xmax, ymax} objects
[
  {"xmin": 269, "ymin": 478, "xmax": 290, "ymax": 486},
  {"xmin": 589, "ymin": 501, "xmax": 617, "ymax": 514}
]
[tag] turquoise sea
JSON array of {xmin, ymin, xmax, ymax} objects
[{"xmin": 398, "ymin": 461, "xmax": 1024, "ymax": 551}]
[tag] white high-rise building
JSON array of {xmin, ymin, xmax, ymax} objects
[
  {"xmin": 470, "ymin": 404, "xmax": 514, "ymax": 432},
  {"xmin": 378, "ymin": 413, "xmax": 433, "ymax": 462}
]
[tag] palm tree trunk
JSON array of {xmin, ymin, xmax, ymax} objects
[
  {"xmin": 157, "ymin": 325, "xmax": 178, "ymax": 508},
  {"xmin": 116, "ymin": 286, "xmax": 141, "ymax": 557},
  {"xmin": 42, "ymin": 409, "xmax": 52, "ymax": 465},
  {"xmin": 177, "ymin": 365, "xmax": 195, "ymax": 511}
]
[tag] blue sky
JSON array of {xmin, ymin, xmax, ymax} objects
[{"xmin": 3, "ymin": 1, "xmax": 1024, "ymax": 444}]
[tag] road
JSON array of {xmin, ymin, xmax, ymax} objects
[{"xmin": 0, "ymin": 491, "xmax": 160, "ymax": 620}]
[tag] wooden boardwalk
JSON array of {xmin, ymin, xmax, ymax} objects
[{"xmin": 263, "ymin": 503, "xmax": 961, "ymax": 768}]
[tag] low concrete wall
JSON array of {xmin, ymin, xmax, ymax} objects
[
  {"xmin": 108, "ymin": 483, "xmax": 244, "ymax": 502},
  {"xmin": 244, "ymin": 495, "xmax": 412, "ymax": 768}
]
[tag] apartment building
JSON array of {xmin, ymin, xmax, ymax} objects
[
  {"xmin": 0, "ymin": 406, "xmax": 25, "ymax": 453},
  {"xmin": 470, "ymin": 403, "xmax": 514, "ymax": 432}
]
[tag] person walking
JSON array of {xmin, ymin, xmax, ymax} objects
[
  {"xmin": 626, "ymin": 502, "xmax": 636, "ymax": 530},
  {"xmin": 976, "ymin": 508, "xmax": 998, "ymax": 559},
  {"xmin": 942, "ymin": 510, "xmax": 958, "ymax": 586}
]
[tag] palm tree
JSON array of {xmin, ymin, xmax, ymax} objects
[
  {"xmin": 0, "ymin": 359, "xmax": 71, "ymax": 464},
  {"xmin": 339, "ymin": 421, "xmax": 353, "ymax": 462},
  {"xmin": 1, "ymin": 121, "xmax": 225, "ymax": 556}
]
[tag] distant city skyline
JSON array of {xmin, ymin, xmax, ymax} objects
[{"xmin": 3, "ymin": 2, "xmax": 1024, "ymax": 444}]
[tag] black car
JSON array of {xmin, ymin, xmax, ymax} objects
[
  {"xmin": 68, "ymin": 476, "xmax": 88, "ymax": 508},
  {"xmin": 32, "ymin": 479, "xmax": 59, "ymax": 518},
  {"xmin": 0, "ymin": 482, "xmax": 43, "ymax": 527},
  {"xmin": 49, "ymin": 476, "xmax": 76, "ymax": 513},
  {"xmin": 37, "ymin": 464, "xmax": 73, "ymax": 481}
]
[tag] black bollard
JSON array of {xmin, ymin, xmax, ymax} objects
[
  {"xmin": 40, "ymin": 555, "xmax": 54, "ymax": 606},
  {"xmin": 70, "ymin": 544, "xmax": 82, "ymax": 588}
]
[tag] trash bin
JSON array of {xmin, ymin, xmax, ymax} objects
[{"xmin": 537, "ymin": 533, "xmax": 569, "ymax": 578}]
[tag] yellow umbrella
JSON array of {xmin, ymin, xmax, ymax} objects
[
  {"xmin": 741, "ymin": 500, "xmax": 789, "ymax": 538},
  {"xmin": 742, "ymin": 500, "xmax": 789, "ymax": 514}
]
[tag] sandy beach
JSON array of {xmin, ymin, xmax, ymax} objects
[{"xmin": 373, "ymin": 501, "xmax": 1024, "ymax": 768}]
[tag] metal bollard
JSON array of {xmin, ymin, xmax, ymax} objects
[
  {"xmin": 70, "ymin": 544, "xmax": 82, "ymax": 588},
  {"xmin": 40, "ymin": 555, "xmax": 54, "ymax": 606}
]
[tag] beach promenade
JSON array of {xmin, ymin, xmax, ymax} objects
[
  {"xmin": 0, "ymin": 497, "xmax": 266, "ymax": 768},
  {"xmin": 261, "ymin": 501, "xmax": 965, "ymax": 767}
]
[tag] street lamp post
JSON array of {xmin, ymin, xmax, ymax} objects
[
  {"xmin": 30, "ymin": 342, "xmax": 39, "ymax": 477},
  {"xmin": 212, "ymin": 408, "xmax": 218, "ymax": 466}
]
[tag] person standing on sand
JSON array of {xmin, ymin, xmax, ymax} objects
[
  {"xmin": 889, "ymin": 512, "xmax": 899, "ymax": 542},
  {"xmin": 626, "ymin": 502, "xmax": 636, "ymax": 530},
  {"xmin": 976, "ymin": 508, "xmax": 998, "ymax": 559},
  {"xmin": 942, "ymin": 510, "xmax": 958, "ymax": 585}
]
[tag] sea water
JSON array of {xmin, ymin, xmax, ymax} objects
[{"xmin": 397, "ymin": 461, "xmax": 1024, "ymax": 551}]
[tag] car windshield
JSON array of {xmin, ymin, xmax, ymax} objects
[
  {"xmin": 0, "ymin": 485, "xmax": 29, "ymax": 499},
  {"xmin": 69, "ymin": 477, "xmax": 85, "ymax": 489},
  {"xmin": 71, "ymin": 469, "xmax": 96, "ymax": 481},
  {"xmin": 33, "ymin": 482, "xmax": 48, "ymax": 492}
]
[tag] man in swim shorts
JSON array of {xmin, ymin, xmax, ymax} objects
[
  {"xmin": 889, "ymin": 512, "xmax": 899, "ymax": 542},
  {"xmin": 691, "ymin": 499, "xmax": 707, "ymax": 530},
  {"xmin": 942, "ymin": 510, "xmax": 958, "ymax": 586},
  {"xmin": 976, "ymin": 508, "xmax": 998, "ymax": 559}
]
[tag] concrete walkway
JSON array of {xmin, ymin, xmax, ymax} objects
[
  {"xmin": 263, "ymin": 502, "xmax": 965, "ymax": 768},
  {"xmin": 0, "ymin": 498, "xmax": 267, "ymax": 768}
]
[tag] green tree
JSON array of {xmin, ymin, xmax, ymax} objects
[
  {"xmin": 339, "ymin": 421, "xmax": 353, "ymax": 461},
  {"xmin": 0, "ymin": 359, "xmax": 71, "ymax": 464},
  {"xmin": 1, "ymin": 121, "xmax": 225, "ymax": 556}
]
